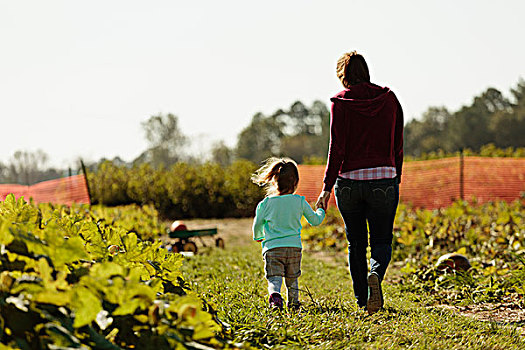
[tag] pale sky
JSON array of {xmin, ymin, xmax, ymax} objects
[{"xmin": 1, "ymin": 0, "xmax": 524, "ymax": 168}]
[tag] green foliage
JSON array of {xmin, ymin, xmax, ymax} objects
[
  {"xmin": 0, "ymin": 149, "xmax": 62, "ymax": 186},
  {"xmin": 235, "ymin": 101, "xmax": 329, "ymax": 164},
  {"xmin": 236, "ymin": 112, "xmax": 283, "ymax": 163},
  {"xmin": 301, "ymin": 156, "xmax": 327, "ymax": 165},
  {"xmin": 135, "ymin": 113, "xmax": 188, "ymax": 167},
  {"xmin": 210, "ymin": 141, "xmax": 234, "ymax": 167},
  {"xmin": 301, "ymin": 199, "xmax": 525, "ymax": 308},
  {"xmin": 404, "ymin": 143, "xmax": 525, "ymax": 161},
  {"xmin": 405, "ymin": 79, "xmax": 525, "ymax": 156},
  {"xmin": 89, "ymin": 204, "xmax": 167, "ymax": 241},
  {"xmin": 87, "ymin": 147, "xmax": 523, "ymax": 221},
  {"xmin": 477, "ymin": 143, "xmax": 525, "ymax": 157},
  {"xmin": 235, "ymin": 79, "xmax": 524, "ymax": 164},
  {"xmin": 88, "ymin": 160, "xmax": 264, "ymax": 219},
  {"xmin": 88, "ymin": 160, "xmax": 131, "ymax": 206},
  {"xmin": 396, "ymin": 200, "xmax": 525, "ymax": 306},
  {"xmin": 0, "ymin": 194, "xmax": 229, "ymax": 349}
]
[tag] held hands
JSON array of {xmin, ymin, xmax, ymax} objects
[{"xmin": 315, "ymin": 191, "xmax": 331, "ymax": 211}]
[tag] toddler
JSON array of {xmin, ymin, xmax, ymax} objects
[{"xmin": 252, "ymin": 157, "xmax": 325, "ymax": 309}]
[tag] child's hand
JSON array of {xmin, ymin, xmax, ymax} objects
[{"xmin": 316, "ymin": 191, "xmax": 330, "ymax": 210}]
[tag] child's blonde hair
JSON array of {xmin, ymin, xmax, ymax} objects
[{"xmin": 251, "ymin": 157, "xmax": 299, "ymax": 196}]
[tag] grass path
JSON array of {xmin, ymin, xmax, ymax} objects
[{"xmin": 180, "ymin": 220, "xmax": 524, "ymax": 349}]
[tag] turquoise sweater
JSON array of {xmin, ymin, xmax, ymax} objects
[{"xmin": 252, "ymin": 194, "xmax": 325, "ymax": 254}]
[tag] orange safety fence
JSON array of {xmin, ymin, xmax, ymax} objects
[
  {"xmin": 0, "ymin": 174, "xmax": 91, "ymax": 206},
  {"xmin": 296, "ymin": 157, "xmax": 525, "ymax": 209}
]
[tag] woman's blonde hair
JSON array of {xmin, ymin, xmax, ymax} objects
[
  {"xmin": 336, "ymin": 51, "xmax": 370, "ymax": 89},
  {"xmin": 251, "ymin": 157, "xmax": 299, "ymax": 196}
]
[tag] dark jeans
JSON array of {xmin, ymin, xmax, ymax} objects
[{"xmin": 334, "ymin": 177, "xmax": 399, "ymax": 307}]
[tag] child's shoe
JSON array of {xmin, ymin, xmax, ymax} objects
[
  {"xmin": 366, "ymin": 272, "xmax": 383, "ymax": 315},
  {"xmin": 269, "ymin": 293, "xmax": 283, "ymax": 309}
]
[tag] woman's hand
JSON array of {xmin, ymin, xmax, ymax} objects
[{"xmin": 316, "ymin": 191, "xmax": 331, "ymax": 210}]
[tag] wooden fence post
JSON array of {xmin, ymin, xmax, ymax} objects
[{"xmin": 80, "ymin": 159, "xmax": 92, "ymax": 205}]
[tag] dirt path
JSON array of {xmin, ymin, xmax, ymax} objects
[
  {"xmin": 164, "ymin": 217, "xmax": 254, "ymax": 249},
  {"xmin": 183, "ymin": 217, "xmax": 349, "ymax": 263},
  {"xmin": 434, "ymin": 302, "xmax": 525, "ymax": 335}
]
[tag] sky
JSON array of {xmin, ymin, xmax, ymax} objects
[{"xmin": 1, "ymin": 0, "xmax": 524, "ymax": 168}]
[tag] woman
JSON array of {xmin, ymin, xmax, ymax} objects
[{"xmin": 316, "ymin": 51, "xmax": 403, "ymax": 315}]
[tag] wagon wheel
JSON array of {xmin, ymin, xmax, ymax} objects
[
  {"xmin": 183, "ymin": 241, "xmax": 198, "ymax": 254},
  {"xmin": 215, "ymin": 238, "xmax": 225, "ymax": 249},
  {"xmin": 172, "ymin": 241, "xmax": 183, "ymax": 253}
]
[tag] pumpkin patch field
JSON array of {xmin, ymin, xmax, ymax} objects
[{"xmin": 1, "ymin": 195, "xmax": 524, "ymax": 349}]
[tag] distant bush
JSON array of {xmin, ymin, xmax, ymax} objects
[
  {"xmin": 404, "ymin": 143, "xmax": 525, "ymax": 161},
  {"xmin": 87, "ymin": 160, "xmax": 264, "ymax": 219},
  {"xmin": 301, "ymin": 155, "xmax": 327, "ymax": 165}
]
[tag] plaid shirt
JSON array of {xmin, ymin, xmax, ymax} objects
[{"xmin": 339, "ymin": 166, "xmax": 397, "ymax": 180}]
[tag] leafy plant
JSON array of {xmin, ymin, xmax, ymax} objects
[
  {"xmin": 88, "ymin": 160, "xmax": 264, "ymax": 219},
  {"xmin": 301, "ymin": 199, "xmax": 525, "ymax": 307},
  {"xmin": 0, "ymin": 194, "xmax": 230, "ymax": 349}
]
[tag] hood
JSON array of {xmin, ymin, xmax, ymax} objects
[{"xmin": 330, "ymin": 83, "xmax": 392, "ymax": 117}]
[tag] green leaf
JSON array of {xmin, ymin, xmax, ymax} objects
[
  {"xmin": 51, "ymin": 236, "xmax": 90, "ymax": 267},
  {"xmin": 121, "ymin": 231, "xmax": 138, "ymax": 253},
  {"xmin": 90, "ymin": 262, "xmax": 125, "ymax": 280},
  {"xmin": 34, "ymin": 290, "xmax": 71, "ymax": 306},
  {"xmin": 112, "ymin": 299, "xmax": 142, "ymax": 316},
  {"xmin": 71, "ymin": 287, "xmax": 102, "ymax": 328},
  {"xmin": 455, "ymin": 247, "xmax": 467, "ymax": 255},
  {"xmin": 0, "ymin": 220, "xmax": 14, "ymax": 245},
  {"xmin": 37, "ymin": 257, "xmax": 53, "ymax": 283}
]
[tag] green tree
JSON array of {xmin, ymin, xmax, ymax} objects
[
  {"xmin": 491, "ymin": 78, "xmax": 525, "ymax": 147},
  {"xmin": 488, "ymin": 110, "xmax": 525, "ymax": 147},
  {"xmin": 210, "ymin": 140, "xmax": 234, "ymax": 167},
  {"xmin": 404, "ymin": 81, "xmax": 525, "ymax": 155},
  {"xmin": 236, "ymin": 100, "xmax": 330, "ymax": 164},
  {"xmin": 510, "ymin": 78, "xmax": 525, "ymax": 109},
  {"xmin": 235, "ymin": 112, "xmax": 284, "ymax": 163},
  {"xmin": 4, "ymin": 149, "xmax": 57, "ymax": 185},
  {"xmin": 404, "ymin": 107, "xmax": 452, "ymax": 156},
  {"xmin": 280, "ymin": 134, "xmax": 325, "ymax": 163},
  {"xmin": 278, "ymin": 100, "xmax": 330, "ymax": 162},
  {"xmin": 448, "ymin": 88, "xmax": 511, "ymax": 150},
  {"xmin": 135, "ymin": 113, "xmax": 187, "ymax": 167},
  {"xmin": 0, "ymin": 161, "xmax": 7, "ymax": 182}
]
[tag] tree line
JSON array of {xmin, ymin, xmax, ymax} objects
[
  {"xmin": 1, "ymin": 78, "xmax": 524, "ymax": 186},
  {"xmin": 0, "ymin": 150, "xmax": 63, "ymax": 186},
  {"xmin": 108, "ymin": 76, "xmax": 525, "ymax": 167},
  {"xmin": 405, "ymin": 79, "xmax": 525, "ymax": 157},
  {"xmin": 217, "ymin": 78, "xmax": 525, "ymax": 164}
]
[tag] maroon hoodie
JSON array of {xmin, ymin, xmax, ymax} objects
[{"xmin": 322, "ymin": 82, "xmax": 404, "ymax": 192}]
